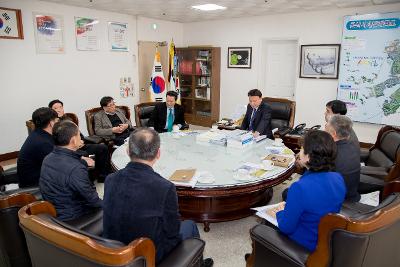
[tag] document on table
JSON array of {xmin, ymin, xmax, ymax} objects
[{"xmin": 252, "ymin": 202, "xmax": 285, "ymax": 227}]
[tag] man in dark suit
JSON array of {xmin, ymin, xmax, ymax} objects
[
  {"xmin": 149, "ymin": 91, "xmax": 185, "ymax": 133},
  {"xmin": 17, "ymin": 107, "xmax": 59, "ymax": 188},
  {"xmin": 103, "ymin": 128, "xmax": 213, "ymax": 266},
  {"xmin": 241, "ymin": 89, "xmax": 273, "ymax": 138},
  {"xmin": 325, "ymin": 114, "xmax": 361, "ymax": 202}
]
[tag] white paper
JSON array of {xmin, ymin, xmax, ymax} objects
[
  {"xmin": 252, "ymin": 202, "xmax": 285, "ymax": 226},
  {"xmin": 359, "ymin": 191, "xmax": 380, "ymax": 207}
]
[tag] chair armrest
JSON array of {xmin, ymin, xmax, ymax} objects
[
  {"xmin": 0, "ymin": 166, "xmax": 18, "ymax": 185},
  {"xmin": 250, "ymin": 224, "xmax": 309, "ymax": 267},
  {"xmin": 361, "ymin": 166, "xmax": 388, "ymax": 179},
  {"xmin": 158, "ymin": 238, "xmax": 205, "ymax": 267},
  {"xmin": 360, "ymin": 148, "xmax": 370, "ymax": 162},
  {"xmin": 83, "ymin": 135, "xmax": 104, "ymax": 144},
  {"xmin": 1, "ymin": 186, "xmax": 42, "ymax": 200}
]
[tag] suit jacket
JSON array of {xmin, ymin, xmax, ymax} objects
[
  {"xmin": 103, "ymin": 162, "xmax": 182, "ymax": 263},
  {"xmin": 93, "ymin": 108, "xmax": 132, "ymax": 138},
  {"xmin": 335, "ymin": 139, "xmax": 361, "ymax": 202},
  {"xmin": 148, "ymin": 102, "xmax": 185, "ymax": 133},
  {"xmin": 241, "ymin": 102, "xmax": 273, "ymax": 138}
]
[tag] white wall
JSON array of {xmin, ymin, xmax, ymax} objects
[
  {"xmin": 183, "ymin": 3, "xmax": 400, "ymax": 143},
  {"xmin": 0, "ymin": 0, "xmax": 183, "ymax": 154},
  {"xmin": 137, "ymin": 16, "xmax": 184, "ymax": 46}
]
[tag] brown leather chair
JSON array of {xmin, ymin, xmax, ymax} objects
[
  {"xmin": 262, "ymin": 97, "xmax": 296, "ymax": 129},
  {"xmin": 359, "ymin": 125, "xmax": 400, "ymax": 194},
  {"xmin": 19, "ymin": 201, "xmax": 205, "ymax": 267},
  {"xmin": 25, "ymin": 112, "xmax": 79, "ymax": 135},
  {"xmin": 0, "ymin": 192, "xmax": 38, "ymax": 267},
  {"xmin": 85, "ymin": 106, "xmax": 131, "ymax": 138},
  {"xmin": 134, "ymin": 102, "xmax": 157, "ymax": 127},
  {"xmin": 247, "ymin": 192, "xmax": 400, "ymax": 267}
]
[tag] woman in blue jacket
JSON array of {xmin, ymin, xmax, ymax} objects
[{"xmin": 276, "ymin": 130, "xmax": 346, "ymax": 252}]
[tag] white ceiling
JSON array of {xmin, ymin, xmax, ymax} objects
[{"xmin": 43, "ymin": 0, "xmax": 400, "ymax": 22}]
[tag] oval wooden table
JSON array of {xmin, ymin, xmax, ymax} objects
[{"xmin": 111, "ymin": 131, "xmax": 295, "ymax": 232}]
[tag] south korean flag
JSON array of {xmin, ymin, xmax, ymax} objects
[{"xmin": 0, "ymin": 9, "xmax": 18, "ymax": 37}]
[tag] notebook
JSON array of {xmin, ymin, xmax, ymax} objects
[{"xmin": 169, "ymin": 169, "xmax": 196, "ymax": 182}]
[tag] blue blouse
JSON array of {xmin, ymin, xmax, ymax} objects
[{"xmin": 276, "ymin": 170, "xmax": 346, "ymax": 251}]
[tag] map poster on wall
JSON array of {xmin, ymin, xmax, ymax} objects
[
  {"xmin": 75, "ymin": 17, "xmax": 99, "ymax": 51},
  {"xmin": 33, "ymin": 13, "xmax": 64, "ymax": 53},
  {"xmin": 337, "ymin": 12, "xmax": 400, "ymax": 126},
  {"xmin": 108, "ymin": 22, "xmax": 128, "ymax": 52}
]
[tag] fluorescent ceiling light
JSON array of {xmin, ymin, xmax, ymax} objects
[{"xmin": 191, "ymin": 4, "xmax": 227, "ymax": 11}]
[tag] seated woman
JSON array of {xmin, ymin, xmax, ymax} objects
[{"xmin": 276, "ymin": 130, "xmax": 346, "ymax": 252}]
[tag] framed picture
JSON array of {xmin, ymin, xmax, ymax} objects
[
  {"xmin": 75, "ymin": 16, "xmax": 99, "ymax": 51},
  {"xmin": 299, "ymin": 44, "xmax": 340, "ymax": 79},
  {"xmin": 33, "ymin": 13, "xmax": 65, "ymax": 54},
  {"xmin": 108, "ymin": 22, "xmax": 128, "ymax": 52},
  {"xmin": 228, "ymin": 47, "xmax": 252, "ymax": 69},
  {"xmin": 0, "ymin": 7, "xmax": 23, "ymax": 39}
]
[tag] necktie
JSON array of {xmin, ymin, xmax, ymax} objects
[
  {"xmin": 167, "ymin": 108, "xmax": 174, "ymax": 132},
  {"xmin": 249, "ymin": 108, "xmax": 256, "ymax": 131}
]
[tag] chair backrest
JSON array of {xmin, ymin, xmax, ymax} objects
[
  {"xmin": 367, "ymin": 126, "xmax": 400, "ymax": 181},
  {"xmin": 0, "ymin": 192, "xmax": 37, "ymax": 267},
  {"xmin": 134, "ymin": 102, "xmax": 157, "ymax": 127},
  {"xmin": 307, "ymin": 193, "xmax": 400, "ymax": 267},
  {"xmin": 18, "ymin": 201, "xmax": 154, "ymax": 267},
  {"xmin": 262, "ymin": 97, "xmax": 296, "ymax": 129},
  {"xmin": 25, "ymin": 112, "xmax": 79, "ymax": 135},
  {"xmin": 85, "ymin": 106, "xmax": 131, "ymax": 136}
]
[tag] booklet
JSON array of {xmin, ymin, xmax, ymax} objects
[
  {"xmin": 252, "ymin": 202, "xmax": 285, "ymax": 227},
  {"xmin": 264, "ymin": 154, "xmax": 294, "ymax": 168}
]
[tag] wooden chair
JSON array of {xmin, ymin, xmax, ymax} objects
[
  {"xmin": 247, "ymin": 192, "xmax": 400, "ymax": 267},
  {"xmin": 0, "ymin": 192, "xmax": 38, "ymax": 267},
  {"xmin": 134, "ymin": 102, "xmax": 157, "ymax": 127},
  {"xmin": 18, "ymin": 201, "xmax": 205, "ymax": 267},
  {"xmin": 262, "ymin": 97, "xmax": 296, "ymax": 129}
]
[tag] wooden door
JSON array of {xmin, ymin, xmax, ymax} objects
[{"xmin": 138, "ymin": 41, "xmax": 169, "ymax": 103}]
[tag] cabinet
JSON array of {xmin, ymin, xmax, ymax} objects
[{"xmin": 176, "ymin": 47, "xmax": 220, "ymax": 127}]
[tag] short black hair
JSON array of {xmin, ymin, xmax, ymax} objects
[
  {"xmin": 166, "ymin": 91, "xmax": 178, "ymax": 100},
  {"xmin": 32, "ymin": 107, "xmax": 58, "ymax": 129},
  {"xmin": 248, "ymin": 89, "xmax": 262, "ymax": 98},
  {"xmin": 326, "ymin": 100, "xmax": 347, "ymax": 115},
  {"xmin": 48, "ymin": 99, "xmax": 63, "ymax": 109},
  {"xmin": 52, "ymin": 120, "xmax": 79, "ymax": 146},
  {"xmin": 128, "ymin": 128, "xmax": 160, "ymax": 161},
  {"xmin": 303, "ymin": 130, "xmax": 336, "ymax": 172},
  {"xmin": 100, "ymin": 96, "xmax": 114, "ymax": 107}
]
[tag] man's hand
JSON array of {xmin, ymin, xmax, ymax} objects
[
  {"xmin": 119, "ymin": 123, "xmax": 129, "ymax": 131},
  {"xmin": 81, "ymin": 156, "xmax": 95, "ymax": 167},
  {"xmin": 253, "ymin": 131, "xmax": 260, "ymax": 138},
  {"xmin": 112, "ymin": 126, "xmax": 123, "ymax": 133}
]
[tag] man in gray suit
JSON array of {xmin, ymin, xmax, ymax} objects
[{"xmin": 94, "ymin": 96, "xmax": 133, "ymax": 146}]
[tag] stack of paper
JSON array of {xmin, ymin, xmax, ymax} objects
[
  {"xmin": 227, "ymin": 130, "xmax": 253, "ymax": 148},
  {"xmin": 252, "ymin": 202, "xmax": 285, "ymax": 227},
  {"xmin": 169, "ymin": 169, "xmax": 199, "ymax": 187},
  {"xmin": 195, "ymin": 131, "xmax": 226, "ymax": 143}
]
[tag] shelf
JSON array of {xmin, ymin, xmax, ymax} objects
[
  {"xmin": 181, "ymin": 97, "xmax": 193, "ymax": 100},
  {"xmin": 194, "ymin": 98, "xmax": 210, "ymax": 102}
]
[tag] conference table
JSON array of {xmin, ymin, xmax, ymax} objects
[{"xmin": 111, "ymin": 131, "xmax": 295, "ymax": 232}]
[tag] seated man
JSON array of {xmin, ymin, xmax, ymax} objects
[
  {"xmin": 325, "ymin": 115, "xmax": 361, "ymax": 202},
  {"xmin": 40, "ymin": 120, "xmax": 103, "ymax": 221},
  {"xmin": 325, "ymin": 100, "xmax": 359, "ymax": 148},
  {"xmin": 17, "ymin": 107, "xmax": 58, "ymax": 188},
  {"xmin": 148, "ymin": 91, "xmax": 186, "ymax": 133},
  {"xmin": 103, "ymin": 128, "xmax": 212, "ymax": 266},
  {"xmin": 49, "ymin": 99, "xmax": 111, "ymax": 182},
  {"xmin": 94, "ymin": 96, "xmax": 133, "ymax": 146},
  {"xmin": 241, "ymin": 89, "xmax": 273, "ymax": 139}
]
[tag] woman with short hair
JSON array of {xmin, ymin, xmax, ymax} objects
[{"xmin": 276, "ymin": 130, "xmax": 346, "ymax": 252}]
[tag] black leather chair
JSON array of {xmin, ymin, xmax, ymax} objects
[
  {"xmin": 262, "ymin": 97, "xmax": 296, "ymax": 130},
  {"xmin": 0, "ymin": 166, "xmax": 19, "ymax": 191},
  {"xmin": 247, "ymin": 193, "xmax": 400, "ymax": 267},
  {"xmin": 19, "ymin": 201, "xmax": 206, "ymax": 267},
  {"xmin": 359, "ymin": 125, "xmax": 400, "ymax": 194},
  {"xmin": 134, "ymin": 102, "xmax": 157, "ymax": 127},
  {"xmin": 0, "ymin": 191, "xmax": 38, "ymax": 267}
]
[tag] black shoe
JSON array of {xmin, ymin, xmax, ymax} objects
[
  {"xmin": 245, "ymin": 253, "xmax": 251, "ymax": 261},
  {"xmin": 202, "ymin": 258, "xmax": 214, "ymax": 267}
]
